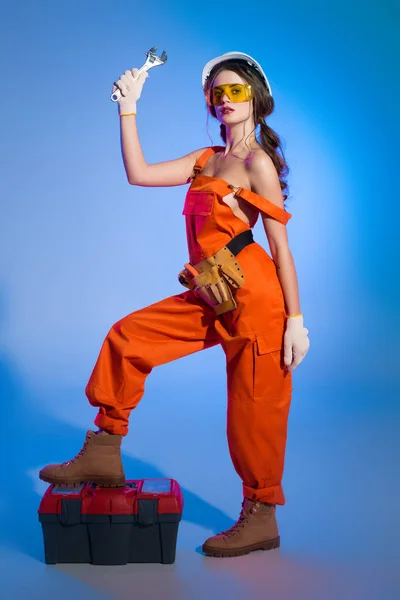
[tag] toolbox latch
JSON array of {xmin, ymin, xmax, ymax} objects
[
  {"xmin": 60, "ymin": 499, "xmax": 82, "ymax": 526},
  {"xmin": 137, "ymin": 499, "xmax": 158, "ymax": 526}
]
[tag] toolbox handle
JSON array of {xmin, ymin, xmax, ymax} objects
[
  {"xmin": 60, "ymin": 499, "xmax": 82, "ymax": 526},
  {"xmin": 137, "ymin": 499, "xmax": 158, "ymax": 526}
]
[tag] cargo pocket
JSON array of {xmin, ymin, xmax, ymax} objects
[
  {"xmin": 253, "ymin": 333, "xmax": 290, "ymax": 402},
  {"xmin": 182, "ymin": 191, "xmax": 215, "ymax": 217}
]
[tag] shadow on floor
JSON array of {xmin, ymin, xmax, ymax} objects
[{"xmin": 0, "ymin": 352, "xmax": 234, "ymax": 562}]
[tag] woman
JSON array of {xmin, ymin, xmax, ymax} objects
[{"xmin": 39, "ymin": 51, "xmax": 310, "ymax": 558}]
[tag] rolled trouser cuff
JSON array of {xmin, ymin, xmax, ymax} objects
[
  {"xmin": 242, "ymin": 482, "xmax": 285, "ymax": 506},
  {"xmin": 94, "ymin": 409, "xmax": 129, "ymax": 436}
]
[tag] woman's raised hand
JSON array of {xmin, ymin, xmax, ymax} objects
[{"xmin": 112, "ymin": 68, "xmax": 149, "ymax": 113}]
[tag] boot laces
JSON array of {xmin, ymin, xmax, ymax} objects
[
  {"xmin": 61, "ymin": 436, "xmax": 90, "ymax": 466},
  {"xmin": 221, "ymin": 500, "xmax": 256, "ymax": 539}
]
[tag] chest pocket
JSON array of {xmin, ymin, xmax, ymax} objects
[{"xmin": 182, "ymin": 191, "xmax": 215, "ymax": 216}]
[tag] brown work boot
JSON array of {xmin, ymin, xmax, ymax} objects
[
  {"xmin": 202, "ymin": 498, "xmax": 280, "ymax": 558},
  {"xmin": 39, "ymin": 430, "xmax": 125, "ymax": 486}
]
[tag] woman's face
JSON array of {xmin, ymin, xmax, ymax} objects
[{"xmin": 210, "ymin": 69, "xmax": 254, "ymax": 126}]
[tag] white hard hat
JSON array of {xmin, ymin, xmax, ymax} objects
[{"xmin": 201, "ymin": 51, "xmax": 272, "ymax": 97}]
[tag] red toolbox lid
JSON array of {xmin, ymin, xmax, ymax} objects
[{"xmin": 38, "ymin": 479, "xmax": 183, "ymax": 517}]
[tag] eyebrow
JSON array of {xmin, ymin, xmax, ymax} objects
[{"xmin": 212, "ymin": 83, "xmax": 243, "ymax": 89}]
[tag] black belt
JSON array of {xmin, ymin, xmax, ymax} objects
[{"xmin": 226, "ymin": 229, "xmax": 254, "ymax": 256}]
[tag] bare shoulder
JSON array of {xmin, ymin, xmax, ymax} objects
[
  {"xmin": 246, "ymin": 148, "xmax": 283, "ymax": 206},
  {"xmin": 247, "ymin": 148, "xmax": 277, "ymax": 178}
]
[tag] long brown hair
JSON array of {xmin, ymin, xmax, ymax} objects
[{"xmin": 203, "ymin": 59, "xmax": 290, "ymax": 204}]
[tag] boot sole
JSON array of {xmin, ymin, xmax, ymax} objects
[
  {"xmin": 202, "ymin": 536, "xmax": 280, "ymax": 558},
  {"xmin": 39, "ymin": 473, "xmax": 126, "ymax": 487}
]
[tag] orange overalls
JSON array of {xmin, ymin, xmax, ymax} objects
[{"xmin": 85, "ymin": 146, "xmax": 293, "ymax": 505}]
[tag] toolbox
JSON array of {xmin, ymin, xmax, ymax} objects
[{"xmin": 38, "ymin": 478, "xmax": 183, "ymax": 565}]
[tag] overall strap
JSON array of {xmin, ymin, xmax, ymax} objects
[
  {"xmin": 190, "ymin": 146, "xmax": 292, "ymax": 225},
  {"xmin": 235, "ymin": 187, "xmax": 292, "ymax": 225},
  {"xmin": 191, "ymin": 146, "xmax": 224, "ymax": 178}
]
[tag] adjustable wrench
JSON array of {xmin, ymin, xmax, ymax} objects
[{"xmin": 110, "ymin": 46, "xmax": 167, "ymax": 102}]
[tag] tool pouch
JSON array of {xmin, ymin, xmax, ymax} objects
[{"xmin": 178, "ymin": 247, "xmax": 245, "ymax": 315}]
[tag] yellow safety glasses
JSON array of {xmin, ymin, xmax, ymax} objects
[{"xmin": 205, "ymin": 83, "xmax": 254, "ymax": 106}]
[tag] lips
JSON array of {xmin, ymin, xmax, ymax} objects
[{"xmin": 221, "ymin": 107, "xmax": 234, "ymax": 114}]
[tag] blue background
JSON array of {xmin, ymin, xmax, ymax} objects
[{"xmin": 0, "ymin": 1, "xmax": 398, "ymax": 597}]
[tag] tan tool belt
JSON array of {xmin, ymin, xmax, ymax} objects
[{"xmin": 178, "ymin": 246, "xmax": 246, "ymax": 315}]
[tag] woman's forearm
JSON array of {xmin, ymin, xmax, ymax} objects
[
  {"xmin": 119, "ymin": 115, "xmax": 147, "ymax": 184},
  {"xmin": 272, "ymin": 247, "xmax": 302, "ymax": 316}
]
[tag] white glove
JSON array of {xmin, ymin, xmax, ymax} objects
[
  {"xmin": 283, "ymin": 314, "xmax": 310, "ymax": 372},
  {"xmin": 112, "ymin": 67, "xmax": 149, "ymax": 114}
]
